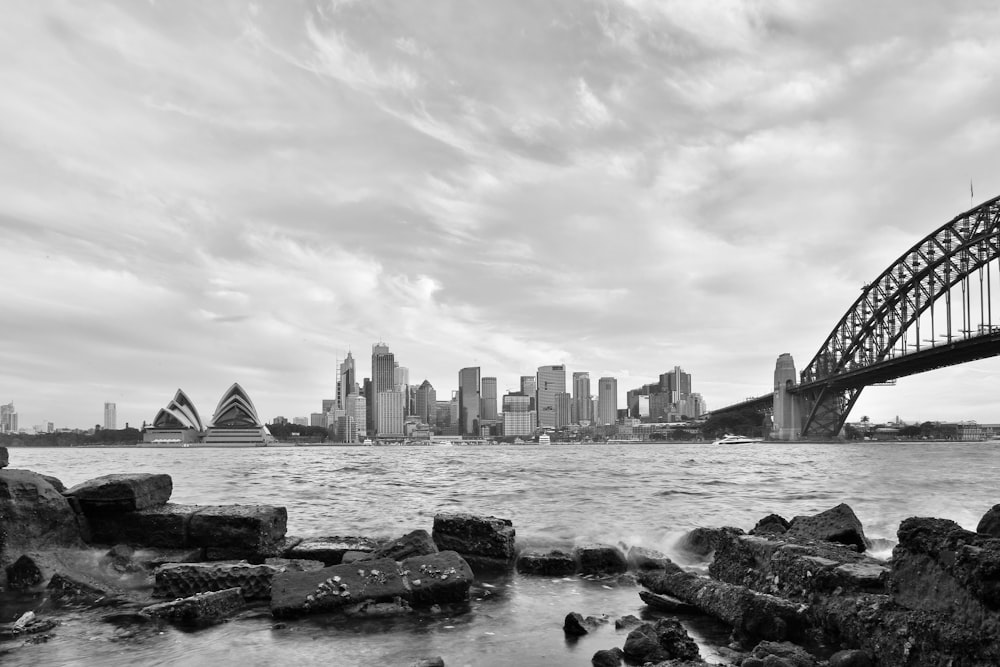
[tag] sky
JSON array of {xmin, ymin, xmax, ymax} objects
[{"xmin": 4, "ymin": 0, "xmax": 1000, "ymax": 430}]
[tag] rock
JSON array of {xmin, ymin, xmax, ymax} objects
[
  {"xmin": 637, "ymin": 569, "xmax": 809, "ymax": 643},
  {"xmin": 367, "ymin": 529, "xmax": 438, "ymax": 562},
  {"xmin": 341, "ymin": 551, "xmax": 369, "ymax": 563},
  {"xmin": 622, "ymin": 618, "xmax": 700, "ymax": 663},
  {"xmin": 786, "ymin": 504, "xmax": 866, "ymax": 552},
  {"xmin": 615, "ymin": 614, "xmax": 643, "ymax": 630},
  {"xmin": 639, "ymin": 590, "xmax": 699, "ymax": 613},
  {"xmin": 976, "ymin": 503, "xmax": 1000, "ymax": 537},
  {"xmin": 0, "ymin": 614, "xmax": 58, "ymax": 640},
  {"xmin": 86, "ymin": 503, "xmax": 202, "ymax": 548},
  {"xmin": 409, "ymin": 658, "xmax": 445, "ymax": 667},
  {"xmin": 574, "ymin": 544, "xmax": 627, "ymax": 575},
  {"xmin": 66, "ymin": 473, "xmax": 173, "ymax": 515},
  {"xmin": 189, "ymin": 504, "xmax": 288, "ymax": 562},
  {"xmin": 154, "ymin": 562, "xmax": 285, "ymax": 600},
  {"xmin": 100, "ymin": 544, "xmax": 142, "ymax": 574},
  {"xmin": 39, "ymin": 474, "xmax": 64, "ymax": 493},
  {"xmin": 6, "ymin": 552, "xmax": 62, "ymax": 590},
  {"xmin": 0, "ymin": 470, "xmax": 83, "ymax": 572},
  {"xmin": 284, "ymin": 535, "xmax": 377, "ymax": 565},
  {"xmin": 142, "ymin": 587, "xmax": 244, "ymax": 623},
  {"xmin": 827, "ymin": 649, "xmax": 872, "ymax": 667},
  {"xmin": 47, "ymin": 571, "xmax": 118, "ymax": 606},
  {"xmin": 133, "ymin": 547, "xmax": 205, "ymax": 569},
  {"xmin": 591, "ymin": 647, "xmax": 624, "ymax": 667},
  {"xmin": 751, "ymin": 514, "xmax": 791, "ymax": 536},
  {"xmin": 563, "ymin": 611, "xmax": 605, "ymax": 636},
  {"xmin": 516, "ymin": 548, "xmax": 577, "ymax": 575},
  {"xmin": 343, "ymin": 597, "xmax": 413, "ymax": 618},
  {"xmin": 0, "ymin": 446, "xmax": 7, "ymax": 468},
  {"xmin": 674, "ymin": 526, "xmax": 744, "ymax": 558},
  {"xmin": 401, "ymin": 551, "xmax": 473, "ymax": 606},
  {"xmin": 432, "ymin": 513, "xmax": 515, "ymax": 571},
  {"xmin": 626, "ymin": 545, "xmax": 679, "ymax": 572},
  {"xmin": 270, "ymin": 557, "xmax": 409, "ymax": 618},
  {"xmin": 750, "ymin": 640, "xmax": 818, "ymax": 666}
]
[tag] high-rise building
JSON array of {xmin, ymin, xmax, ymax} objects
[
  {"xmin": 1, "ymin": 402, "xmax": 17, "ymax": 434},
  {"xmin": 376, "ymin": 390, "xmax": 405, "ymax": 437},
  {"xmin": 103, "ymin": 402, "xmax": 117, "ymax": 430},
  {"xmin": 415, "ymin": 380, "xmax": 436, "ymax": 424},
  {"xmin": 458, "ymin": 367, "xmax": 481, "ymax": 436},
  {"xmin": 555, "ymin": 392, "xmax": 571, "ymax": 428},
  {"xmin": 345, "ymin": 393, "xmax": 367, "ymax": 438},
  {"xmin": 370, "ymin": 343, "xmax": 395, "ymax": 435},
  {"xmin": 480, "ymin": 377, "xmax": 498, "ymax": 421},
  {"xmin": 572, "ymin": 372, "xmax": 591, "ymax": 424},
  {"xmin": 536, "ymin": 365, "xmax": 565, "ymax": 429},
  {"xmin": 395, "ymin": 365, "xmax": 410, "ymax": 415},
  {"xmin": 660, "ymin": 366, "xmax": 694, "ymax": 419},
  {"xmin": 363, "ymin": 378, "xmax": 373, "ymax": 434},
  {"xmin": 338, "ymin": 352, "xmax": 356, "ymax": 409},
  {"xmin": 597, "ymin": 377, "xmax": 618, "ymax": 425},
  {"xmin": 502, "ymin": 393, "xmax": 535, "ymax": 436},
  {"xmin": 520, "ymin": 376, "xmax": 537, "ymax": 411}
]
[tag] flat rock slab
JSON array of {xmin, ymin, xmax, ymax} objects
[
  {"xmin": 284, "ymin": 536, "xmax": 378, "ymax": 565},
  {"xmin": 432, "ymin": 513, "xmax": 515, "ymax": 563},
  {"xmin": 154, "ymin": 562, "xmax": 282, "ymax": 600},
  {"xmin": 143, "ymin": 587, "xmax": 244, "ymax": 623},
  {"xmin": 66, "ymin": 473, "xmax": 173, "ymax": 514},
  {"xmin": 188, "ymin": 504, "xmax": 288, "ymax": 560},
  {"xmin": 516, "ymin": 549, "xmax": 577, "ymax": 576},
  {"xmin": 270, "ymin": 557, "xmax": 408, "ymax": 618},
  {"xmin": 87, "ymin": 503, "xmax": 203, "ymax": 548},
  {"xmin": 400, "ymin": 551, "xmax": 473, "ymax": 606},
  {"xmin": 575, "ymin": 544, "xmax": 628, "ymax": 575},
  {"xmin": 367, "ymin": 530, "xmax": 437, "ymax": 561}
]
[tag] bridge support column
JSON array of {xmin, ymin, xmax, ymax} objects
[{"xmin": 772, "ymin": 353, "xmax": 804, "ymax": 441}]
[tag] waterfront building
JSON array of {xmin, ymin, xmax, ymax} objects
[
  {"xmin": 572, "ymin": 372, "xmax": 591, "ymax": 424},
  {"xmin": 345, "ymin": 393, "xmax": 367, "ymax": 438},
  {"xmin": 143, "ymin": 389, "xmax": 205, "ymax": 444},
  {"xmin": 310, "ymin": 413, "xmax": 329, "ymax": 428},
  {"xmin": 292, "ymin": 417, "xmax": 308, "ymax": 426},
  {"xmin": 481, "ymin": 377, "xmax": 498, "ymax": 421},
  {"xmin": 502, "ymin": 393, "xmax": 534, "ymax": 436},
  {"xmin": 520, "ymin": 376, "xmax": 537, "ymax": 411},
  {"xmin": 536, "ymin": 365, "xmax": 565, "ymax": 429},
  {"xmin": 202, "ymin": 383, "xmax": 275, "ymax": 445},
  {"xmin": 363, "ymin": 378, "xmax": 373, "ymax": 434},
  {"xmin": 322, "ymin": 399, "xmax": 336, "ymax": 414},
  {"xmin": 336, "ymin": 415, "xmax": 358, "ymax": 443},
  {"xmin": 376, "ymin": 390, "xmax": 405, "ymax": 438},
  {"xmin": 415, "ymin": 380, "xmax": 436, "ymax": 424},
  {"xmin": 555, "ymin": 391, "xmax": 571, "ymax": 428},
  {"xmin": 103, "ymin": 402, "xmax": 117, "ymax": 430},
  {"xmin": 434, "ymin": 400, "xmax": 451, "ymax": 428},
  {"xmin": 338, "ymin": 352, "xmax": 356, "ymax": 410},
  {"xmin": 597, "ymin": 377, "xmax": 617, "ymax": 426},
  {"xmin": 458, "ymin": 367, "xmax": 481, "ymax": 436},
  {"xmin": 0, "ymin": 402, "xmax": 17, "ymax": 434},
  {"xmin": 370, "ymin": 343, "xmax": 395, "ymax": 435}
]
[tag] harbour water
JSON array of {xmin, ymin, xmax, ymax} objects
[{"xmin": 4, "ymin": 441, "xmax": 999, "ymax": 666}]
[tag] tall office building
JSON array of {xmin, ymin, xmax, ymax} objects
[
  {"xmin": 502, "ymin": 393, "xmax": 534, "ymax": 436},
  {"xmin": 458, "ymin": 367, "xmax": 481, "ymax": 436},
  {"xmin": 103, "ymin": 402, "xmax": 117, "ymax": 430},
  {"xmin": 370, "ymin": 343, "xmax": 395, "ymax": 435},
  {"xmin": 536, "ymin": 365, "xmax": 565, "ymax": 429},
  {"xmin": 660, "ymin": 366, "xmax": 694, "ymax": 419},
  {"xmin": 345, "ymin": 393, "xmax": 367, "ymax": 438},
  {"xmin": 519, "ymin": 376, "xmax": 537, "ymax": 411},
  {"xmin": 598, "ymin": 377, "xmax": 618, "ymax": 425},
  {"xmin": 480, "ymin": 377, "xmax": 498, "ymax": 421},
  {"xmin": 555, "ymin": 392, "xmax": 571, "ymax": 428},
  {"xmin": 1, "ymin": 402, "xmax": 17, "ymax": 434},
  {"xmin": 572, "ymin": 372, "xmax": 591, "ymax": 424},
  {"xmin": 414, "ymin": 380, "xmax": 436, "ymax": 424},
  {"xmin": 376, "ymin": 390, "xmax": 405, "ymax": 437},
  {"xmin": 338, "ymin": 352, "xmax": 356, "ymax": 409}
]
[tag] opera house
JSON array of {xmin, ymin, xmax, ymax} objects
[{"xmin": 142, "ymin": 383, "xmax": 275, "ymax": 446}]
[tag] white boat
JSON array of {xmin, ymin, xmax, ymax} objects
[{"xmin": 712, "ymin": 433, "xmax": 763, "ymax": 445}]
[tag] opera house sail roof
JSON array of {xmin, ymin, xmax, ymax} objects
[
  {"xmin": 209, "ymin": 382, "xmax": 264, "ymax": 429},
  {"xmin": 151, "ymin": 389, "xmax": 205, "ymax": 431}
]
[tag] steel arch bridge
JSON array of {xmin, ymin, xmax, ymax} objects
[{"xmin": 713, "ymin": 194, "xmax": 1000, "ymax": 438}]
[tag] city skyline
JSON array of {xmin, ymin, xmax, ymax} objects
[{"xmin": 5, "ymin": 3, "xmax": 1000, "ymax": 429}]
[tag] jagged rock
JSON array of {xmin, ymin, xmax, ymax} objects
[
  {"xmin": 637, "ymin": 568, "xmax": 809, "ymax": 642},
  {"xmin": 751, "ymin": 514, "xmax": 791, "ymax": 536},
  {"xmin": 154, "ymin": 562, "xmax": 283, "ymax": 600},
  {"xmin": 827, "ymin": 649, "xmax": 872, "ymax": 667},
  {"xmin": 786, "ymin": 504, "xmax": 866, "ymax": 552},
  {"xmin": 66, "ymin": 473, "xmax": 173, "ymax": 515},
  {"xmin": 189, "ymin": 504, "xmax": 288, "ymax": 562},
  {"xmin": 284, "ymin": 535, "xmax": 377, "ymax": 565},
  {"xmin": 674, "ymin": 526, "xmax": 745, "ymax": 558},
  {"xmin": 47, "ymin": 571, "xmax": 119, "ymax": 606},
  {"xmin": 367, "ymin": 529, "xmax": 437, "ymax": 562},
  {"xmin": 516, "ymin": 548, "xmax": 577, "ymax": 575},
  {"xmin": 709, "ymin": 533, "xmax": 887, "ymax": 599},
  {"xmin": 626, "ymin": 545, "xmax": 679, "ymax": 571},
  {"xmin": 574, "ymin": 544, "xmax": 627, "ymax": 575},
  {"xmin": 270, "ymin": 557, "xmax": 408, "ymax": 618},
  {"xmin": 591, "ymin": 647, "xmax": 624, "ymax": 667},
  {"xmin": 615, "ymin": 614, "xmax": 643, "ymax": 630},
  {"xmin": 975, "ymin": 504, "xmax": 1000, "ymax": 537},
  {"xmin": 142, "ymin": 587, "xmax": 244, "ymax": 623},
  {"xmin": 563, "ymin": 611, "xmax": 607, "ymax": 636},
  {"xmin": 639, "ymin": 590, "xmax": 699, "ymax": 613},
  {"xmin": 749, "ymin": 640, "xmax": 818, "ymax": 666},
  {"xmin": 432, "ymin": 513, "xmax": 515, "ymax": 571},
  {"xmin": 623, "ymin": 618, "xmax": 700, "ymax": 663},
  {"xmin": 0, "ymin": 470, "xmax": 83, "ymax": 573},
  {"xmin": 400, "ymin": 551, "xmax": 473, "ymax": 606}
]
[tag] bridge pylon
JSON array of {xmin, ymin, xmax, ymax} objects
[{"xmin": 772, "ymin": 353, "xmax": 804, "ymax": 440}]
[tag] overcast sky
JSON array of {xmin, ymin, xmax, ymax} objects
[{"xmin": 4, "ymin": 1, "xmax": 1000, "ymax": 430}]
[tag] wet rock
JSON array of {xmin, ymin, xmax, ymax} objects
[
  {"xmin": 591, "ymin": 647, "xmax": 624, "ymax": 667},
  {"xmin": 270, "ymin": 557, "xmax": 408, "ymax": 618},
  {"xmin": 975, "ymin": 503, "xmax": 1000, "ymax": 537},
  {"xmin": 133, "ymin": 547, "xmax": 205, "ymax": 569},
  {"xmin": 409, "ymin": 658, "xmax": 445, "ymax": 667},
  {"xmin": 637, "ymin": 568, "xmax": 809, "ymax": 643},
  {"xmin": 751, "ymin": 514, "xmax": 791, "ymax": 536},
  {"xmin": 284, "ymin": 535, "xmax": 377, "ymax": 565},
  {"xmin": 516, "ymin": 548, "xmax": 577, "ymax": 575},
  {"xmin": 674, "ymin": 526, "xmax": 745, "ymax": 558},
  {"xmin": 86, "ymin": 503, "xmax": 201, "ymax": 548},
  {"xmin": 0, "ymin": 613, "xmax": 58, "ymax": 640},
  {"xmin": 639, "ymin": 590, "xmax": 699, "ymax": 613},
  {"xmin": 626, "ymin": 545, "xmax": 680, "ymax": 572},
  {"xmin": 6, "ymin": 552, "xmax": 63, "ymax": 590},
  {"xmin": 0, "ymin": 469, "xmax": 83, "ymax": 573},
  {"xmin": 100, "ymin": 544, "xmax": 142, "ymax": 574},
  {"xmin": 574, "ymin": 544, "xmax": 627, "ymax": 575},
  {"xmin": 47, "ymin": 571, "xmax": 119, "ymax": 606},
  {"xmin": 432, "ymin": 513, "xmax": 515, "ymax": 571},
  {"xmin": 749, "ymin": 640, "xmax": 818, "ymax": 666},
  {"xmin": 343, "ymin": 597, "xmax": 413, "ymax": 618},
  {"xmin": 142, "ymin": 587, "xmax": 244, "ymax": 623},
  {"xmin": 0, "ymin": 446, "xmax": 7, "ymax": 468},
  {"xmin": 622, "ymin": 618, "xmax": 700, "ymax": 663},
  {"xmin": 615, "ymin": 614, "xmax": 643, "ymax": 630},
  {"xmin": 189, "ymin": 504, "xmax": 288, "ymax": 562},
  {"xmin": 563, "ymin": 611, "xmax": 606, "ymax": 636},
  {"xmin": 66, "ymin": 473, "xmax": 173, "ymax": 515},
  {"xmin": 341, "ymin": 551, "xmax": 369, "ymax": 564},
  {"xmin": 401, "ymin": 551, "xmax": 473, "ymax": 606},
  {"xmin": 786, "ymin": 504, "xmax": 866, "ymax": 552},
  {"xmin": 367, "ymin": 529, "xmax": 438, "ymax": 562},
  {"xmin": 38, "ymin": 474, "xmax": 64, "ymax": 493},
  {"xmin": 154, "ymin": 562, "xmax": 283, "ymax": 600},
  {"xmin": 827, "ymin": 649, "xmax": 872, "ymax": 667}
]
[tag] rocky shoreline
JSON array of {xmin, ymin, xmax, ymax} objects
[{"xmin": 3, "ymin": 444, "xmax": 1000, "ymax": 666}]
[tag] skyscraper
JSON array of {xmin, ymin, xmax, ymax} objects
[
  {"xmin": 572, "ymin": 372, "xmax": 591, "ymax": 424},
  {"xmin": 458, "ymin": 367, "xmax": 481, "ymax": 436},
  {"xmin": 536, "ymin": 365, "xmax": 565, "ymax": 429},
  {"xmin": 370, "ymin": 343, "xmax": 395, "ymax": 435},
  {"xmin": 346, "ymin": 393, "xmax": 367, "ymax": 438},
  {"xmin": 1, "ymin": 402, "xmax": 17, "ymax": 434},
  {"xmin": 520, "ymin": 376, "xmax": 537, "ymax": 411},
  {"xmin": 502, "ymin": 393, "xmax": 534, "ymax": 436},
  {"xmin": 104, "ymin": 402, "xmax": 117, "ymax": 430},
  {"xmin": 480, "ymin": 377, "xmax": 498, "ymax": 421},
  {"xmin": 376, "ymin": 390, "xmax": 405, "ymax": 437},
  {"xmin": 338, "ymin": 352, "xmax": 356, "ymax": 409},
  {"xmin": 598, "ymin": 377, "xmax": 617, "ymax": 426},
  {"xmin": 555, "ymin": 391, "xmax": 571, "ymax": 428},
  {"xmin": 415, "ymin": 380, "xmax": 436, "ymax": 424}
]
